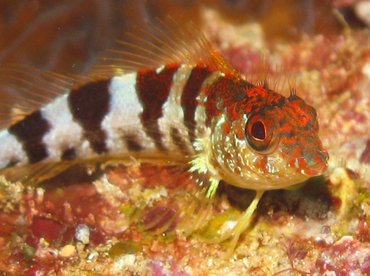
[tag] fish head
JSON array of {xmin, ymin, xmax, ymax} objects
[{"xmin": 210, "ymin": 83, "xmax": 328, "ymax": 191}]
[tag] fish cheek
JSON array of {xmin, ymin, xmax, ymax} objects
[{"xmin": 232, "ymin": 119, "xmax": 246, "ymax": 140}]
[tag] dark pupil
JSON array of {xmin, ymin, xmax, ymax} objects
[{"xmin": 251, "ymin": 121, "xmax": 266, "ymax": 140}]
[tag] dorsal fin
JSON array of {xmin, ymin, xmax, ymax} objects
[
  {"xmin": 0, "ymin": 64, "xmax": 75, "ymax": 128},
  {"xmin": 92, "ymin": 17, "xmax": 239, "ymax": 78},
  {"xmin": 0, "ymin": 18, "xmax": 239, "ymax": 129}
]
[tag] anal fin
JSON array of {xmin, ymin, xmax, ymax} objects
[{"xmin": 0, "ymin": 161, "xmax": 77, "ymax": 186}]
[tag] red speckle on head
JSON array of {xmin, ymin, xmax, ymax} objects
[
  {"xmin": 205, "ymin": 76, "xmax": 284, "ymax": 126},
  {"xmin": 279, "ymin": 123, "xmax": 293, "ymax": 134},
  {"xmin": 222, "ymin": 121, "xmax": 231, "ymax": 135},
  {"xmin": 286, "ymin": 95, "xmax": 318, "ymax": 130},
  {"xmin": 255, "ymin": 156, "xmax": 269, "ymax": 173}
]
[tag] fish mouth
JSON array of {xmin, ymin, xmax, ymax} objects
[
  {"xmin": 290, "ymin": 150, "xmax": 329, "ymax": 176},
  {"xmin": 301, "ymin": 163, "xmax": 327, "ymax": 176}
]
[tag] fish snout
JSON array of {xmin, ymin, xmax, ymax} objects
[{"xmin": 301, "ymin": 150, "xmax": 329, "ymax": 176}]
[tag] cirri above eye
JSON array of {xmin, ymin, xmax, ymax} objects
[{"xmin": 245, "ymin": 113, "xmax": 276, "ymax": 152}]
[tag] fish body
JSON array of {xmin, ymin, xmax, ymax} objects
[
  {"xmin": 0, "ymin": 64, "xmax": 206, "ymax": 167},
  {"xmin": 0, "ymin": 20, "xmax": 330, "ymax": 255},
  {"xmin": 0, "ymin": 62, "xmax": 327, "ymax": 192}
]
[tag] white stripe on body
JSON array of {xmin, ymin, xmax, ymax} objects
[
  {"xmin": 41, "ymin": 94, "xmax": 95, "ymax": 161},
  {"xmin": 0, "ymin": 130, "xmax": 28, "ymax": 168},
  {"xmin": 101, "ymin": 73, "xmax": 155, "ymax": 154},
  {"xmin": 158, "ymin": 64, "xmax": 194, "ymax": 154}
]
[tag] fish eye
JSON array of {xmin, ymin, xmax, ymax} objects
[
  {"xmin": 251, "ymin": 120, "xmax": 266, "ymax": 140},
  {"xmin": 245, "ymin": 114, "xmax": 275, "ymax": 152}
]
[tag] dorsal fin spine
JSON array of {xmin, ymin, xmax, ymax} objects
[
  {"xmin": 0, "ymin": 65, "xmax": 76, "ymax": 127},
  {"xmin": 93, "ymin": 17, "xmax": 238, "ymax": 77}
]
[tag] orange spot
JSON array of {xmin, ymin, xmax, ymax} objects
[
  {"xmin": 222, "ymin": 121, "xmax": 231, "ymax": 135},
  {"xmin": 256, "ymin": 156, "xmax": 269, "ymax": 173}
]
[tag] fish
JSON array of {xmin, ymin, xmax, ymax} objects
[{"xmin": 0, "ymin": 20, "xmax": 328, "ymax": 253}]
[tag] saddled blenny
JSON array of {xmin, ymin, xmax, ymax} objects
[{"xmin": 0, "ymin": 19, "xmax": 328, "ymax": 255}]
